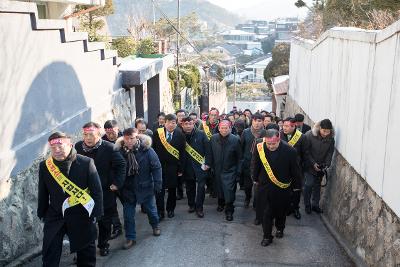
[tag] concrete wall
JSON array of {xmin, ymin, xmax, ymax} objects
[
  {"xmin": 0, "ymin": 1, "xmax": 131, "ymax": 264},
  {"xmin": 288, "ymin": 20, "xmax": 400, "ymax": 266}
]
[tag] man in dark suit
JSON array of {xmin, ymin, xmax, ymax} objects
[
  {"xmin": 38, "ymin": 132, "xmax": 103, "ymax": 266},
  {"xmin": 75, "ymin": 122, "xmax": 126, "ymax": 256},
  {"xmin": 181, "ymin": 116, "xmax": 212, "ymax": 218},
  {"xmin": 294, "ymin": 113, "xmax": 311, "ymax": 134},
  {"xmin": 153, "ymin": 114, "xmax": 186, "ymax": 219}
]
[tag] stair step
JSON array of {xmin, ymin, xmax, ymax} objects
[
  {"xmin": 34, "ymin": 19, "xmax": 66, "ymax": 30},
  {"xmin": 0, "ymin": 0, "xmax": 37, "ymax": 14},
  {"xmin": 62, "ymin": 31, "xmax": 88, "ymax": 43},
  {"xmin": 101, "ymin": 50, "xmax": 118, "ymax": 65},
  {"xmin": 84, "ymin": 41, "xmax": 105, "ymax": 52}
]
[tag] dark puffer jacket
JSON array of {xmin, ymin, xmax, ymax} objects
[
  {"xmin": 115, "ymin": 134, "xmax": 162, "ymax": 204},
  {"xmin": 304, "ymin": 121, "xmax": 335, "ymax": 175}
]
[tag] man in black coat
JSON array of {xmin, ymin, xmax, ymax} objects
[
  {"xmin": 153, "ymin": 114, "xmax": 186, "ymax": 219},
  {"xmin": 240, "ymin": 113, "xmax": 267, "ymax": 208},
  {"xmin": 181, "ymin": 116, "xmax": 212, "ymax": 218},
  {"xmin": 75, "ymin": 122, "xmax": 126, "ymax": 256},
  {"xmin": 210, "ymin": 120, "xmax": 242, "ymax": 221},
  {"xmin": 102, "ymin": 119, "xmax": 123, "ymax": 239},
  {"xmin": 294, "ymin": 113, "xmax": 311, "ymax": 134},
  {"xmin": 251, "ymin": 127, "xmax": 302, "ymax": 247},
  {"xmin": 280, "ymin": 117, "xmax": 307, "ymax": 220},
  {"xmin": 38, "ymin": 132, "xmax": 103, "ymax": 267}
]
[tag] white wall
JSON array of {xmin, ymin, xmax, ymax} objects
[
  {"xmin": 289, "ymin": 23, "xmax": 400, "ymax": 216},
  {"xmin": 0, "ymin": 1, "xmax": 120, "ymax": 184}
]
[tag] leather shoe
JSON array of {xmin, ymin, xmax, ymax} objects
[
  {"xmin": 294, "ymin": 209, "xmax": 301, "ymax": 220},
  {"xmin": 167, "ymin": 211, "xmax": 174, "ymax": 218},
  {"xmin": 110, "ymin": 228, "xmax": 122, "ymax": 240},
  {"xmin": 275, "ymin": 230, "xmax": 284, "ymax": 238},
  {"xmin": 196, "ymin": 210, "xmax": 204, "ymax": 218},
  {"xmin": 188, "ymin": 206, "xmax": 195, "ymax": 213},
  {"xmin": 312, "ymin": 206, "xmax": 323, "ymax": 213},
  {"xmin": 254, "ymin": 219, "xmax": 261, "ymax": 225},
  {"xmin": 216, "ymin": 206, "xmax": 224, "ymax": 212},
  {"xmin": 226, "ymin": 214, "xmax": 233, "ymax": 221},
  {"xmin": 100, "ymin": 247, "xmax": 110, "ymax": 256},
  {"xmin": 123, "ymin": 240, "xmax": 136, "ymax": 250},
  {"xmin": 305, "ymin": 206, "xmax": 312, "ymax": 214},
  {"xmin": 159, "ymin": 212, "xmax": 165, "ymax": 221},
  {"xmin": 153, "ymin": 227, "xmax": 161, "ymax": 236},
  {"xmin": 244, "ymin": 199, "xmax": 250, "ymax": 208},
  {"xmin": 261, "ymin": 237, "xmax": 273, "ymax": 246}
]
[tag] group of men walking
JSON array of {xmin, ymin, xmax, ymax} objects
[{"xmin": 37, "ymin": 108, "xmax": 335, "ymax": 266}]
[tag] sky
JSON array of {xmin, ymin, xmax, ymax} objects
[{"xmin": 207, "ymin": 0, "xmax": 313, "ymax": 20}]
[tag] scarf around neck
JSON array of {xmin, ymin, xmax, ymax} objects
[
  {"xmin": 250, "ymin": 126, "xmax": 263, "ymax": 138},
  {"xmin": 82, "ymin": 139, "xmax": 102, "ymax": 153},
  {"xmin": 122, "ymin": 141, "xmax": 140, "ymax": 176}
]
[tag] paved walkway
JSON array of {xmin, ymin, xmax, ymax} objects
[{"xmin": 25, "ymin": 190, "xmax": 353, "ymax": 267}]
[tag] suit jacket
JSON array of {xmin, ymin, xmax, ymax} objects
[{"xmin": 152, "ymin": 127, "xmax": 185, "ymax": 188}]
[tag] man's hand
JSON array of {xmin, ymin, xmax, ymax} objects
[
  {"xmin": 201, "ymin": 164, "xmax": 210, "ymax": 171},
  {"xmin": 110, "ymin": 184, "xmax": 118, "ymax": 191},
  {"xmin": 313, "ymin": 163, "xmax": 321, "ymax": 172},
  {"xmin": 177, "ymin": 172, "xmax": 183, "ymax": 177}
]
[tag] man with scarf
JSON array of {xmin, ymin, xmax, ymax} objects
[
  {"xmin": 181, "ymin": 116, "xmax": 212, "ymax": 218},
  {"xmin": 280, "ymin": 117, "xmax": 307, "ymax": 220},
  {"xmin": 153, "ymin": 114, "xmax": 186, "ymax": 219},
  {"xmin": 38, "ymin": 132, "xmax": 103, "ymax": 266},
  {"xmin": 240, "ymin": 113, "xmax": 267, "ymax": 209},
  {"xmin": 199, "ymin": 107, "xmax": 220, "ymax": 197},
  {"xmin": 75, "ymin": 122, "xmax": 126, "ymax": 256},
  {"xmin": 251, "ymin": 126, "xmax": 302, "ymax": 246},
  {"xmin": 115, "ymin": 128, "xmax": 162, "ymax": 249},
  {"xmin": 210, "ymin": 119, "xmax": 242, "ymax": 221}
]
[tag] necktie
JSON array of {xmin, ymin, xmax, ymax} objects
[{"xmin": 167, "ymin": 132, "xmax": 172, "ymax": 143}]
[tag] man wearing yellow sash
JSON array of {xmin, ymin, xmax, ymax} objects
[
  {"xmin": 153, "ymin": 114, "xmax": 186, "ymax": 219},
  {"xmin": 280, "ymin": 117, "xmax": 307, "ymax": 220},
  {"xmin": 251, "ymin": 126, "xmax": 302, "ymax": 247},
  {"xmin": 37, "ymin": 132, "xmax": 103, "ymax": 267},
  {"xmin": 181, "ymin": 116, "xmax": 211, "ymax": 218}
]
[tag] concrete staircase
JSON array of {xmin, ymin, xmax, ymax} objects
[{"xmin": 0, "ymin": 0, "xmax": 118, "ymax": 65}]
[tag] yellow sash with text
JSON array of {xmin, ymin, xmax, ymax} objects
[
  {"xmin": 288, "ymin": 130, "xmax": 302, "ymax": 147},
  {"xmin": 157, "ymin": 128, "xmax": 180, "ymax": 159},
  {"xmin": 45, "ymin": 158, "xmax": 94, "ymax": 216},
  {"xmin": 256, "ymin": 142, "xmax": 291, "ymax": 189},
  {"xmin": 185, "ymin": 143, "xmax": 205, "ymax": 165},
  {"xmin": 202, "ymin": 121, "xmax": 212, "ymax": 140}
]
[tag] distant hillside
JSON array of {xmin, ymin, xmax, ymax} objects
[{"xmin": 107, "ymin": 0, "xmax": 243, "ymax": 36}]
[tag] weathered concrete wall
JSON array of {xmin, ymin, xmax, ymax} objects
[
  {"xmin": 289, "ymin": 23, "xmax": 400, "ymax": 218},
  {"xmin": 285, "ymin": 95, "xmax": 400, "ymax": 267}
]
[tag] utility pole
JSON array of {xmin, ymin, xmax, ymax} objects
[
  {"xmin": 233, "ymin": 61, "xmax": 237, "ymax": 107},
  {"xmin": 175, "ymin": 0, "xmax": 181, "ymax": 108}
]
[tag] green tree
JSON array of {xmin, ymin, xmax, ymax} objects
[
  {"xmin": 261, "ymin": 36, "xmax": 275, "ymax": 54},
  {"xmin": 111, "ymin": 37, "xmax": 136, "ymax": 58},
  {"xmin": 152, "ymin": 12, "xmax": 202, "ymax": 41},
  {"xmin": 263, "ymin": 43, "xmax": 290, "ymax": 83},
  {"xmin": 76, "ymin": 0, "xmax": 114, "ymax": 42},
  {"xmin": 136, "ymin": 38, "xmax": 156, "ymax": 55}
]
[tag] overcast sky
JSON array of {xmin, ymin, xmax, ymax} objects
[{"xmin": 207, "ymin": 0, "xmax": 312, "ymax": 20}]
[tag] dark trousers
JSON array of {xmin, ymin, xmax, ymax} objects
[
  {"xmin": 98, "ymin": 207, "xmax": 113, "ymax": 249},
  {"xmin": 156, "ymin": 187, "xmax": 177, "ymax": 213},
  {"xmin": 258, "ymin": 185, "xmax": 290, "ymax": 238},
  {"xmin": 111, "ymin": 194, "xmax": 122, "ymax": 231},
  {"xmin": 243, "ymin": 173, "xmax": 253, "ymax": 201},
  {"xmin": 185, "ymin": 175, "xmax": 206, "ymax": 210},
  {"xmin": 42, "ymin": 225, "xmax": 96, "ymax": 267},
  {"xmin": 218, "ymin": 198, "xmax": 235, "ymax": 215},
  {"xmin": 177, "ymin": 175, "xmax": 184, "ymax": 198},
  {"xmin": 304, "ymin": 172, "xmax": 322, "ymax": 208},
  {"xmin": 289, "ymin": 190, "xmax": 301, "ymax": 212}
]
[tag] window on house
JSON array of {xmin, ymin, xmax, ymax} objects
[{"xmin": 37, "ymin": 3, "xmax": 48, "ymax": 19}]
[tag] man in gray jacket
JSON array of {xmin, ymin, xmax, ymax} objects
[{"xmin": 303, "ymin": 119, "xmax": 335, "ymax": 214}]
